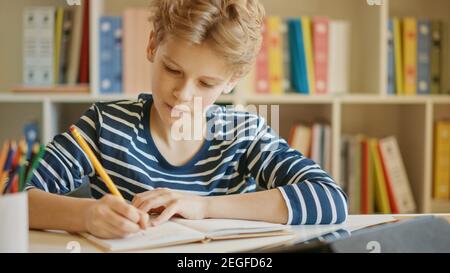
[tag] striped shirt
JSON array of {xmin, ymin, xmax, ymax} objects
[{"xmin": 27, "ymin": 94, "xmax": 348, "ymax": 225}]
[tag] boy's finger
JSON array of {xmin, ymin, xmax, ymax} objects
[
  {"xmin": 105, "ymin": 207, "xmax": 140, "ymax": 234},
  {"xmin": 132, "ymin": 190, "xmax": 163, "ymax": 208},
  {"xmin": 150, "ymin": 203, "xmax": 178, "ymax": 226},
  {"xmin": 137, "ymin": 195, "xmax": 172, "ymax": 213},
  {"xmin": 138, "ymin": 211, "xmax": 149, "ymax": 229},
  {"xmin": 108, "ymin": 198, "xmax": 141, "ymax": 223}
]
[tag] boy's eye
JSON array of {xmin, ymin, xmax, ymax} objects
[
  {"xmin": 200, "ymin": 81, "xmax": 215, "ymax": 88},
  {"xmin": 164, "ymin": 64, "xmax": 181, "ymax": 75}
]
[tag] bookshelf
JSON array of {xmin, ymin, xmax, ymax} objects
[{"xmin": 0, "ymin": 0, "xmax": 449, "ymax": 214}]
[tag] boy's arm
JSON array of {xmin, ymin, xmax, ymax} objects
[
  {"xmin": 28, "ymin": 188, "xmax": 148, "ymax": 238},
  {"xmin": 204, "ymin": 188, "xmax": 288, "ymax": 224},
  {"xmin": 28, "ymin": 188, "xmax": 94, "ymax": 232},
  {"xmin": 241, "ymin": 118, "xmax": 348, "ymax": 225}
]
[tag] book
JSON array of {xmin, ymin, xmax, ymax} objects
[
  {"xmin": 54, "ymin": 7, "xmax": 64, "ymax": 85},
  {"xmin": 433, "ymin": 121, "xmax": 450, "ymax": 199},
  {"xmin": 81, "ymin": 218, "xmax": 291, "ymax": 252},
  {"xmin": 99, "ymin": 16, "xmax": 123, "ymax": 94},
  {"xmin": 312, "ymin": 17, "xmax": 329, "ymax": 95},
  {"xmin": 301, "ymin": 16, "xmax": 315, "ymax": 95},
  {"xmin": 379, "ymin": 136, "xmax": 416, "ymax": 213},
  {"xmin": 23, "ymin": 7, "xmax": 55, "ymax": 86},
  {"xmin": 288, "ymin": 123, "xmax": 311, "ymax": 157},
  {"xmin": 430, "ymin": 21, "xmax": 442, "ymax": 94},
  {"xmin": 287, "ymin": 18, "xmax": 309, "ymax": 94},
  {"xmin": 67, "ymin": 4, "xmax": 83, "ymax": 84},
  {"xmin": 392, "ymin": 17, "xmax": 404, "ymax": 95},
  {"xmin": 59, "ymin": 8, "xmax": 75, "ymax": 84},
  {"xmin": 387, "ymin": 18, "xmax": 395, "ymax": 95},
  {"xmin": 255, "ymin": 18, "xmax": 270, "ymax": 94},
  {"xmin": 310, "ymin": 123, "xmax": 322, "ymax": 167},
  {"xmin": 377, "ymin": 140, "xmax": 399, "ymax": 214},
  {"xmin": 328, "ymin": 20, "xmax": 351, "ymax": 94},
  {"xmin": 267, "ymin": 16, "xmax": 285, "ymax": 94},
  {"xmin": 361, "ymin": 137, "xmax": 374, "ymax": 214},
  {"xmin": 370, "ymin": 138, "xmax": 391, "ymax": 214},
  {"xmin": 78, "ymin": 0, "xmax": 90, "ymax": 84},
  {"xmin": 281, "ymin": 20, "xmax": 291, "ymax": 92},
  {"xmin": 402, "ymin": 17, "xmax": 417, "ymax": 95},
  {"xmin": 417, "ymin": 19, "xmax": 431, "ymax": 95},
  {"xmin": 347, "ymin": 135, "xmax": 362, "ymax": 214}
]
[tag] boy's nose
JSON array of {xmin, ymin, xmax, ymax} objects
[{"xmin": 173, "ymin": 81, "xmax": 194, "ymax": 103}]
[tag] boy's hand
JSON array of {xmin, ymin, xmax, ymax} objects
[
  {"xmin": 83, "ymin": 195, "xmax": 149, "ymax": 239},
  {"xmin": 132, "ymin": 188, "xmax": 208, "ymax": 226}
]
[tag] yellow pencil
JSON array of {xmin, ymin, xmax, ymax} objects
[{"xmin": 69, "ymin": 125, "xmax": 124, "ymax": 201}]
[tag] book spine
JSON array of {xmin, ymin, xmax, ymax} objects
[
  {"xmin": 433, "ymin": 121, "xmax": 450, "ymax": 199},
  {"xmin": 377, "ymin": 141, "xmax": 399, "ymax": 214},
  {"xmin": 281, "ymin": 20, "xmax": 291, "ymax": 92},
  {"xmin": 67, "ymin": 5, "xmax": 83, "ymax": 85},
  {"xmin": 393, "ymin": 17, "xmax": 404, "ymax": 95},
  {"xmin": 59, "ymin": 8, "xmax": 74, "ymax": 84},
  {"xmin": 370, "ymin": 139, "xmax": 391, "ymax": 214},
  {"xmin": 417, "ymin": 19, "xmax": 431, "ymax": 95},
  {"xmin": 23, "ymin": 7, "xmax": 55, "ymax": 86},
  {"xmin": 361, "ymin": 138, "xmax": 369, "ymax": 214},
  {"xmin": 79, "ymin": 0, "xmax": 90, "ymax": 84},
  {"xmin": 267, "ymin": 16, "xmax": 284, "ymax": 95},
  {"xmin": 255, "ymin": 18, "xmax": 270, "ymax": 94},
  {"xmin": 312, "ymin": 17, "xmax": 329, "ymax": 95},
  {"xmin": 387, "ymin": 18, "xmax": 395, "ymax": 95},
  {"xmin": 430, "ymin": 21, "xmax": 442, "ymax": 94},
  {"xmin": 301, "ymin": 16, "xmax": 315, "ymax": 95},
  {"xmin": 287, "ymin": 19, "xmax": 309, "ymax": 94},
  {"xmin": 99, "ymin": 16, "xmax": 123, "ymax": 94},
  {"xmin": 54, "ymin": 7, "xmax": 64, "ymax": 85},
  {"xmin": 328, "ymin": 20, "xmax": 351, "ymax": 94},
  {"xmin": 403, "ymin": 17, "xmax": 417, "ymax": 95},
  {"xmin": 379, "ymin": 136, "xmax": 416, "ymax": 213}
]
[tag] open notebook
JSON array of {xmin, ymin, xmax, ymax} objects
[{"xmin": 81, "ymin": 218, "xmax": 292, "ymax": 252}]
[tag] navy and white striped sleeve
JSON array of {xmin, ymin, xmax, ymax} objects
[
  {"xmin": 246, "ymin": 117, "xmax": 348, "ymax": 225},
  {"xmin": 26, "ymin": 104, "xmax": 102, "ymax": 195}
]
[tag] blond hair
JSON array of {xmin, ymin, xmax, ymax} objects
[{"xmin": 149, "ymin": 0, "xmax": 265, "ymax": 76}]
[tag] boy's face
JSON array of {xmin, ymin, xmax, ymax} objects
[{"xmin": 147, "ymin": 33, "xmax": 238, "ymax": 126}]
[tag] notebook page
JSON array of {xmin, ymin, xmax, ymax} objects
[
  {"xmin": 81, "ymin": 221, "xmax": 205, "ymax": 252},
  {"xmin": 172, "ymin": 218, "xmax": 291, "ymax": 237}
]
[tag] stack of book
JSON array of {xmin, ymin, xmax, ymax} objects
[
  {"xmin": 340, "ymin": 135, "xmax": 416, "ymax": 214},
  {"xmin": 434, "ymin": 120, "xmax": 450, "ymax": 200},
  {"xmin": 387, "ymin": 17, "xmax": 446, "ymax": 95},
  {"xmin": 0, "ymin": 123, "xmax": 44, "ymax": 195},
  {"xmin": 238, "ymin": 16, "xmax": 351, "ymax": 95},
  {"xmin": 20, "ymin": 1, "xmax": 90, "ymax": 92},
  {"xmin": 288, "ymin": 123, "xmax": 332, "ymax": 175}
]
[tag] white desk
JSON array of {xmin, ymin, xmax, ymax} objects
[{"xmin": 29, "ymin": 214, "xmax": 427, "ymax": 253}]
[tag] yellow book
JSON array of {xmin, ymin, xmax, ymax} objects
[
  {"xmin": 370, "ymin": 139, "xmax": 391, "ymax": 214},
  {"xmin": 402, "ymin": 17, "xmax": 417, "ymax": 95},
  {"xmin": 267, "ymin": 16, "xmax": 284, "ymax": 95},
  {"xmin": 54, "ymin": 7, "xmax": 64, "ymax": 84},
  {"xmin": 433, "ymin": 121, "xmax": 450, "ymax": 199},
  {"xmin": 301, "ymin": 16, "xmax": 316, "ymax": 95},
  {"xmin": 392, "ymin": 17, "xmax": 404, "ymax": 95}
]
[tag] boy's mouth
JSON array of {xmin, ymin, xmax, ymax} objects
[{"xmin": 165, "ymin": 103, "xmax": 190, "ymax": 114}]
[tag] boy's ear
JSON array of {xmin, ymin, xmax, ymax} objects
[{"xmin": 147, "ymin": 31, "xmax": 157, "ymax": 63}]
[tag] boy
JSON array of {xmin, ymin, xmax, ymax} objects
[{"xmin": 27, "ymin": 0, "xmax": 347, "ymax": 239}]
